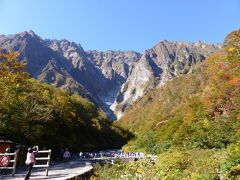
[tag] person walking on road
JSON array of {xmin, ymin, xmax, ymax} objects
[
  {"xmin": 79, "ymin": 151, "xmax": 83, "ymax": 159},
  {"xmin": 63, "ymin": 148, "xmax": 71, "ymax": 164},
  {"xmin": 24, "ymin": 146, "xmax": 38, "ymax": 180}
]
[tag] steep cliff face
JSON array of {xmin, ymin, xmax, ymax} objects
[
  {"xmin": 0, "ymin": 31, "xmax": 94, "ymax": 102},
  {"xmin": 111, "ymin": 41, "xmax": 222, "ymax": 118},
  {"xmin": 86, "ymin": 50, "xmax": 141, "ymax": 106},
  {"xmin": 0, "ymin": 31, "xmax": 221, "ymax": 119},
  {"xmin": 0, "ymin": 31, "xmax": 55, "ymax": 78},
  {"xmin": 44, "ymin": 40, "xmax": 142, "ymax": 118},
  {"xmin": 44, "ymin": 39, "xmax": 109, "ymax": 106}
]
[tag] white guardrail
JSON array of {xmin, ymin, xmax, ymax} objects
[
  {"xmin": 0, "ymin": 149, "xmax": 52, "ymax": 176},
  {"xmin": 34, "ymin": 149, "xmax": 52, "ymax": 176}
]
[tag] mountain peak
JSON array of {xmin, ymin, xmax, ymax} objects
[
  {"xmin": 15, "ymin": 30, "xmax": 41, "ymax": 42},
  {"xmin": 28, "ymin": 30, "xmax": 37, "ymax": 36}
]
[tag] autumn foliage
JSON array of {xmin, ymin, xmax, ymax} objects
[
  {"xmin": 110, "ymin": 30, "xmax": 240, "ymax": 178},
  {"xmin": 0, "ymin": 52, "xmax": 131, "ymax": 151}
]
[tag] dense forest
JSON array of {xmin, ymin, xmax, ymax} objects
[
  {"xmin": 93, "ymin": 30, "xmax": 240, "ymax": 179},
  {"xmin": 0, "ymin": 52, "xmax": 132, "ymax": 151}
]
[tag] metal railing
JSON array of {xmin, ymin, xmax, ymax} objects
[
  {"xmin": 0, "ymin": 152, "xmax": 18, "ymax": 176},
  {"xmin": 34, "ymin": 149, "xmax": 51, "ymax": 176}
]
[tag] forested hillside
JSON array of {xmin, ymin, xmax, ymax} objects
[
  {"xmin": 0, "ymin": 52, "xmax": 131, "ymax": 151},
  {"xmin": 95, "ymin": 30, "xmax": 240, "ymax": 179}
]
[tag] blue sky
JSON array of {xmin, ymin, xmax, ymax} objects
[{"xmin": 0, "ymin": 0, "xmax": 239, "ymax": 52}]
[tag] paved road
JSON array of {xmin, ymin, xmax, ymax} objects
[{"xmin": 1, "ymin": 161, "xmax": 93, "ymax": 180}]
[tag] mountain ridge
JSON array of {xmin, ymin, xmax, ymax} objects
[{"xmin": 0, "ymin": 30, "xmax": 222, "ymax": 119}]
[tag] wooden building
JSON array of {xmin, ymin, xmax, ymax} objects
[{"xmin": 0, "ymin": 140, "xmax": 14, "ymax": 153}]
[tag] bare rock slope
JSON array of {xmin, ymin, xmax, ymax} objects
[{"xmin": 111, "ymin": 41, "xmax": 222, "ymax": 118}]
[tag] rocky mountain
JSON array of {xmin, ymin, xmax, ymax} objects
[
  {"xmin": 85, "ymin": 50, "xmax": 141, "ymax": 105},
  {"xmin": 112, "ymin": 41, "xmax": 222, "ymax": 118},
  {"xmin": 0, "ymin": 31, "xmax": 221, "ymax": 119}
]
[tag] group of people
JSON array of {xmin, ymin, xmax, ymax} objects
[
  {"xmin": 78, "ymin": 151, "xmax": 145, "ymax": 159},
  {"xmin": 1, "ymin": 146, "xmax": 145, "ymax": 179},
  {"xmin": 0, "ymin": 145, "xmax": 39, "ymax": 179}
]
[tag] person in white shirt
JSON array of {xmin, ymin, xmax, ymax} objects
[
  {"xmin": 79, "ymin": 152, "xmax": 83, "ymax": 159},
  {"xmin": 63, "ymin": 148, "xmax": 71, "ymax": 164},
  {"xmin": 24, "ymin": 146, "xmax": 38, "ymax": 180}
]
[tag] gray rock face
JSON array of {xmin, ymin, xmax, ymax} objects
[
  {"xmin": 111, "ymin": 41, "xmax": 222, "ymax": 118},
  {"xmin": 0, "ymin": 31, "xmax": 222, "ymax": 120},
  {"xmin": 86, "ymin": 50, "xmax": 141, "ymax": 106}
]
